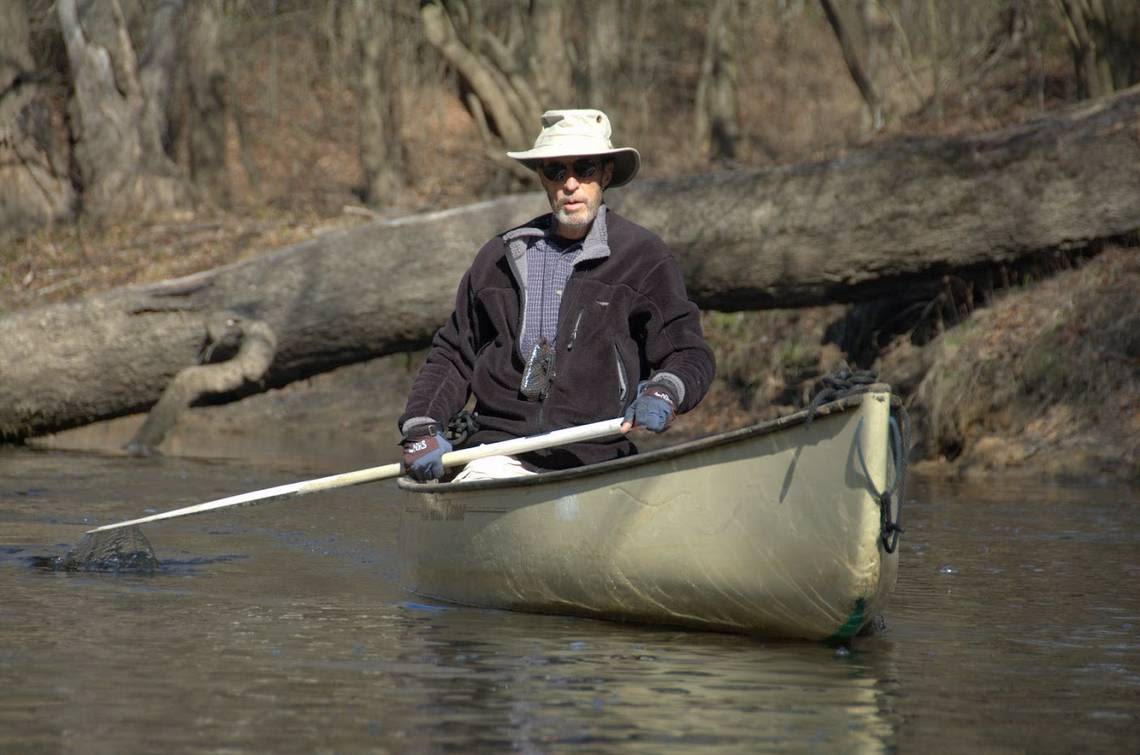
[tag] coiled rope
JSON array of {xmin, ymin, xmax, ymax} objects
[
  {"xmin": 444, "ymin": 410, "xmax": 480, "ymax": 445},
  {"xmin": 804, "ymin": 363, "xmax": 880, "ymax": 424}
]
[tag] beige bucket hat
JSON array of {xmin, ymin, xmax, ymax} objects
[{"xmin": 507, "ymin": 109, "xmax": 641, "ymax": 187}]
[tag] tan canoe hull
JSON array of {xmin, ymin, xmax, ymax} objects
[{"xmin": 398, "ymin": 387, "xmax": 902, "ymax": 640}]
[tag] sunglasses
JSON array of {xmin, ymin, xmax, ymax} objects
[{"xmin": 540, "ymin": 158, "xmax": 602, "ymax": 183}]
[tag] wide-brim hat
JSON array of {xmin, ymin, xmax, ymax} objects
[{"xmin": 506, "ymin": 109, "xmax": 641, "ymax": 188}]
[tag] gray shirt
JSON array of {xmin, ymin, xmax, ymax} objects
[
  {"xmin": 508, "ymin": 205, "xmax": 613, "ymax": 359},
  {"xmin": 519, "ymin": 234, "xmax": 581, "ymax": 357}
]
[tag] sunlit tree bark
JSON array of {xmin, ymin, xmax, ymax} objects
[
  {"xmin": 137, "ymin": 0, "xmax": 184, "ymax": 157},
  {"xmin": 355, "ymin": 0, "xmax": 404, "ymax": 206},
  {"xmin": 57, "ymin": 0, "xmax": 193, "ymax": 220},
  {"xmin": 586, "ymin": 0, "xmax": 621, "ymax": 110},
  {"xmin": 419, "ymin": 0, "xmax": 576, "ymax": 178},
  {"xmin": 694, "ymin": 0, "xmax": 742, "ymax": 162},
  {"xmin": 0, "ymin": 0, "xmax": 75, "ymax": 236},
  {"xmin": 182, "ymin": 0, "xmax": 230, "ymax": 201}
]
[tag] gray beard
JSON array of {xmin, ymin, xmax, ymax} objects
[{"xmin": 554, "ymin": 201, "xmax": 599, "ymax": 231}]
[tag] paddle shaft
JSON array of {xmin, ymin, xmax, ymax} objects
[{"xmin": 86, "ymin": 417, "xmax": 627, "ymax": 534}]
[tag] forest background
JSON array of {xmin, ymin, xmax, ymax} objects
[{"xmin": 1, "ymin": 0, "xmax": 1137, "ymax": 481}]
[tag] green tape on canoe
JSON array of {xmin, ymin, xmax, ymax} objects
[{"xmin": 826, "ymin": 597, "xmax": 867, "ymax": 643}]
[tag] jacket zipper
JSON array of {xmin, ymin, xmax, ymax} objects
[
  {"xmin": 614, "ymin": 343, "xmax": 629, "ymax": 406},
  {"xmin": 538, "ymin": 302, "xmax": 583, "ymax": 433},
  {"xmin": 566, "ymin": 310, "xmax": 583, "ymax": 351}
]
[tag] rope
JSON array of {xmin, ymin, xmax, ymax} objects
[
  {"xmin": 805, "ymin": 362, "xmax": 879, "ymax": 425},
  {"xmin": 444, "ymin": 410, "xmax": 480, "ymax": 445},
  {"xmin": 808, "ymin": 362, "xmax": 909, "ymax": 554},
  {"xmin": 854, "ymin": 408, "xmax": 910, "ymax": 554}
]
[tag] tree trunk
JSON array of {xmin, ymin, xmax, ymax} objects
[
  {"xmin": 586, "ymin": 0, "xmax": 620, "ymax": 110},
  {"xmin": 529, "ymin": 0, "xmax": 571, "ymax": 104},
  {"xmin": 182, "ymin": 0, "xmax": 230, "ymax": 201},
  {"xmin": 57, "ymin": 0, "xmax": 193, "ymax": 221},
  {"xmin": 137, "ymin": 0, "xmax": 184, "ymax": 157},
  {"xmin": 3, "ymin": 86, "xmax": 1140, "ymax": 440},
  {"xmin": 859, "ymin": 0, "xmax": 892, "ymax": 117},
  {"xmin": 1055, "ymin": 0, "xmax": 1140, "ymax": 99},
  {"xmin": 820, "ymin": 0, "xmax": 884, "ymax": 130},
  {"xmin": 419, "ymin": 1, "xmax": 530, "ymax": 150},
  {"xmin": 0, "ymin": 0, "xmax": 76, "ymax": 236},
  {"xmin": 418, "ymin": 0, "xmax": 574, "ymax": 181},
  {"xmin": 355, "ymin": 0, "xmax": 404, "ymax": 206},
  {"xmin": 694, "ymin": 0, "xmax": 742, "ymax": 162}
]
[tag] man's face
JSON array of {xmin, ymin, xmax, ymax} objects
[{"xmin": 538, "ymin": 156, "xmax": 614, "ymax": 239}]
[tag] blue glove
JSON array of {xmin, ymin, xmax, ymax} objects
[
  {"xmin": 622, "ymin": 381, "xmax": 678, "ymax": 433},
  {"xmin": 400, "ymin": 423, "xmax": 452, "ymax": 481}
]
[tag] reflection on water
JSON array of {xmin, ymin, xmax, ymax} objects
[{"xmin": 1, "ymin": 447, "xmax": 1137, "ymax": 752}]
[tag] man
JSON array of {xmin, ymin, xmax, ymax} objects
[{"xmin": 399, "ymin": 109, "xmax": 715, "ymax": 482}]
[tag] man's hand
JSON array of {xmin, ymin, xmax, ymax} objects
[
  {"xmin": 621, "ymin": 381, "xmax": 677, "ymax": 433},
  {"xmin": 400, "ymin": 423, "xmax": 453, "ymax": 481}
]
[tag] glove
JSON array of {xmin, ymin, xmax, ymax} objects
[
  {"xmin": 622, "ymin": 381, "xmax": 678, "ymax": 433},
  {"xmin": 400, "ymin": 423, "xmax": 452, "ymax": 481}
]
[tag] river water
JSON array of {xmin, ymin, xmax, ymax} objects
[{"xmin": 2, "ymin": 445, "xmax": 1138, "ymax": 753}]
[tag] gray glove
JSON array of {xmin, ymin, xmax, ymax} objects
[
  {"xmin": 623, "ymin": 381, "xmax": 678, "ymax": 432},
  {"xmin": 400, "ymin": 423, "xmax": 452, "ymax": 481}
]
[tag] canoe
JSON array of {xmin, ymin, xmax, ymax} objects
[{"xmin": 397, "ymin": 384, "xmax": 906, "ymax": 641}]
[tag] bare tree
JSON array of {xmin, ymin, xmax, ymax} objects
[
  {"xmin": 586, "ymin": 0, "xmax": 621, "ymax": 111},
  {"xmin": 355, "ymin": 0, "xmax": 404, "ymax": 206},
  {"xmin": 866, "ymin": 0, "xmax": 1046, "ymax": 126},
  {"xmin": 1054, "ymin": 0, "xmax": 1140, "ymax": 99},
  {"xmin": 182, "ymin": 0, "xmax": 231, "ymax": 201},
  {"xmin": 57, "ymin": 0, "xmax": 193, "ymax": 220},
  {"xmin": 136, "ymin": 0, "xmax": 184, "ymax": 158},
  {"xmin": 820, "ymin": 0, "xmax": 884, "ymax": 130},
  {"xmin": 859, "ymin": 0, "xmax": 894, "ymax": 115},
  {"xmin": 135, "ymin": 0, "xmax": 238, "ymax": 204},
  {"xmin": 694, "ymin": 0, "xmax": 742, "ymax": 162},
  {"xmin": 529, "ymin": 0, "xmax": 572, "ymax": 102},
  {"xmin": 0, "ymin": 0, "xmax": 75, "ymax": 236},
  {"xmin": 924, "ymin": 0, "xmax": 944, "ymax": 121},
  {"xmin": 419, "ymin": 0, "xmax": 577, "ymax": 178}
]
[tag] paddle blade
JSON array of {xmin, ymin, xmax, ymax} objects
[{"xmin": 55, "ymin": 526, "xmax": 160, "ymax": 573}]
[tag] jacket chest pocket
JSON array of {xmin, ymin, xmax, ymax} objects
[{"xmin": 560, "ymin": 300, "xmax": 632, "ymax": 410}]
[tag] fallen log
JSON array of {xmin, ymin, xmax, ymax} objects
[
  {"xmin": 123, "ymin": 311, "xmax": 277, "ymax": 456},
  {"xmin": 616, "ymin": 85, "xmax": 1140, "ymax": 309},
  {"xmin": 2, "ymin": 86, "xmax": 1139, "ymax": 441}
]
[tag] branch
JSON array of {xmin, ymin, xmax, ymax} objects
[
  {"xmin": 420, "ymin": 1, "xmax": 527, "ymax": 147},
  {"xmin": 820, "ymin": 0, "xmax": 884, "ymax": 130}
]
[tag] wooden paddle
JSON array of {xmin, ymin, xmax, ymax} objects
[{"xmin": 87, "ymin": 417, "xmax": 627, "ymax": 534}]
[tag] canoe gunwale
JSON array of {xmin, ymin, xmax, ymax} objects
[{"xmin": 397, "ymin": 383, "xmax": 900, "ymax": 494}]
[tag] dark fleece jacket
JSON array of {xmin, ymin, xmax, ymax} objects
[{"xmin": 399, "ymin": 207, "xmax": 715, "ymax": 470}]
